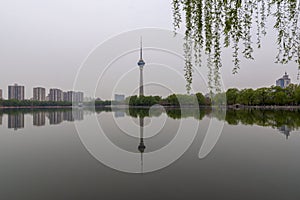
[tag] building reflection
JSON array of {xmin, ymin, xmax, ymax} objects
[
  {"xmin": 0, "ymin": 113, "xmax": 2, "ymax": 126},
  {"xmin": 278, "ymin": 125, "xmax": 291, "ymax": 139},
  {"xmin": 72, "ymin": 109, "xmax": 84, "ymax": 121},
  {"xmin": 63, "ymin": 109, "xmax": 84, "ymax": 121},
  {"xmin": 8, "ymin": 113, "xmax": 24, "ymax": 130},
  {"xmin": 114, "ymin": 110, "xmax": 125, "ymax": 118},
  {"xmin": 47, "ymin": 111, "xmax": 63, "ymax": 125},
  {"xmin": 63, "ymin": 110, "xmax": 74, "ymax": 121},
  {"xmin": 46, "ymin": 110, "xmax": 84, "ymax": 125},
  {"xmin": 33, "ymin": 112, "xmax": 46, "ymax": 126}
]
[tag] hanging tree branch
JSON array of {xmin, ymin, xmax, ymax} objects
[{"xmin": 172, "ymin": 0, "xmax": 300, "ymax": 93}]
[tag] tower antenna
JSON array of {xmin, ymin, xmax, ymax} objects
[{"xmin": 140, "ymin": 36, "xmax": 143, "ymax": 60}]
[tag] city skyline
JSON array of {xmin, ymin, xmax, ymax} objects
[
  {"xmin": 0, "ymin": 70, "xmax": 298, "ymax": 100},
  {"xmin": 0, "ymin": 84, "xmax": 84, "ymax": 102}
]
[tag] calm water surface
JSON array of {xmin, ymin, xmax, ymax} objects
[{"xmin": 0, "ymin": 108, "xmax": 299, "ymax": 200}]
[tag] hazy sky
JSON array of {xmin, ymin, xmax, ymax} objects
[{"xmin": 0, "ymin": 0, "xmax": 299, "ymax": 99}]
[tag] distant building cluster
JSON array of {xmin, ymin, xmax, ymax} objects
[
  {"xmin": 114, "ymin": 94, "xmax": 125, "ymax": 102},
  {"xmin": 63, "ymin": 91, "xmax": 84, "ymax": 102},
  {"xmin": 276, "ymin": 72, "xmax": 291, "ymax": 88},
  {"xmin": 0, "ymin": 84, "xmax": 84, "ymax": 102},
  {"xmin": 47, "ymin": 89, "xmax": 84, "ymax": 102}
]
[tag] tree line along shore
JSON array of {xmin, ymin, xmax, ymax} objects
[{"xmin": 1, "ymin": 84, "xmax": 300, "ymax": 108}]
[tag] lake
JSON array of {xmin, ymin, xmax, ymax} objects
[{"xmin": 0, "ymin": 108, "xmax": 299, "ymax": 200}]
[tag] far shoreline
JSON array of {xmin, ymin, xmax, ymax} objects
[
  {"xmin": 0, "ymin": 105, "xmax": 300, "ymax": 110},
  {"xmin": 0, "ymin": 106, "xmax": 73, "ymax": 109}
]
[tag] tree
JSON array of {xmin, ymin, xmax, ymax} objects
[
  {"xmin": 195, "ymin": 92, "xmax": 206, "ymax": 105},
  {"xmin": 226, "ymin": 88, "xmax": 239, "ymax": 105},
  {"xmin": 172, "ymin": 1, "xmax": 300, "ymax": 92},
  {"xmin": 274, "ymin": 91, "xmax": 287, "ymax": 105},
  {"xmin": 165, "ymin": 94, "xmax": 179, "ymax": 106},
  {"xmin": 237, "ymin": 88, "xmax": 254, "ymax": 105},
  {"xmin": 285, "ymin": 84, "xmax": 297, "ymax": 105},
  {"xmin": 295, "ymin": 85, "xmax": 300, "ymax": 104},
  {"xmin": 253, "ymin": 87, "xmax": 269, "ymax": 105}
]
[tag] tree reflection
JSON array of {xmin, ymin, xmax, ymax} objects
[{"xmin": 0, "ymin": 108, "xmax": 299, "ymax": 137}]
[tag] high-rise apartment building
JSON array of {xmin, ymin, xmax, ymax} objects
[
  {"xmin": 276, "ymin": 72, "xmax": 291, "ymax": 88},
  {"xmin": 63, "ymin": 91, "xmax": 74, "ymax": 102},
  {"xmin": 74, "ymin": 92, "xmax": 84, "ymax": 103},
  {"xmin": 49, "ymin": 88, "xmax": 63, "ymax": 101},
  {"xmin": 8, "ymin": 84, "xmax": 25, "ymax": 100},
  {"xmin": 63, "ymin": 91, "xmax": 84, "ymax": 103},
  {"xmin": 33, "ymin": 87, "xmax": 46, "ymax": 101}
]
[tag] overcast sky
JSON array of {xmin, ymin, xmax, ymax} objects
[{"xmin": 0, "ymin": 0, "xmax": 298, "ymax": 99}]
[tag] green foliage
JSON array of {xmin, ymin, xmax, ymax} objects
[
  {"xmin": 165, "ymin": 94, "xmax": 179, "ymax": 106},
  {"xmin": 163, "ymin": 93, "xmax": 211, "ymax": 106},
  {"xmin": 0, "ymin": 99, "xmax": 72, "ymax": 107},
  {"xmin": 127, "ymin": 107, "xmax": 206, "ymax": 120},
  {"xmin": 237, "ymin": 88, "xmax": 255, "ymax": 105},
  {"xmin": 94, "ymin": 100, "xmax": 112, "ymax": 107},
  {"xmin": 172, "ymin": 0, "xmax": 300, "ymax": 92},
  {"xmin": 211, "ymin": 92, "xmax": 227, "ymax": 106},
  {"xmin": 295, "ymin": 86, "xmax": 300, "ymax": 104},
  {"xmin": 227, "ymin": 84, "xmax": 300, "ymax": 106},
  {"xmin": 126, "ymin": 95, "xmax": 161, "ymax": 106},
  {"xmin": 226, "ymin": 88, "xmax": 239, "ymax": 105},
  {"xmin": 195, "ymin": 92, "xmax": 206, "ymax": 105},
  {"xmin": 126, "ymin": 93, "xmax": 210, "ymax": 107},
  {"xmin": 225, "ymin": 109, "xmax": 300, "ymax": 131},
  {"xmin": 166, "ymin": 94, "xmax": 197, "ymax": 106}
]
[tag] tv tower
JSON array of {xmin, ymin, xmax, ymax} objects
[{"xmin": 137, "ymin": 37, "xmax": 145, "ymax": 97}]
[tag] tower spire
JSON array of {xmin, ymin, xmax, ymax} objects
[{"xmin": 140, "ymin": 36, "xmax": 143, "ymax": 60}]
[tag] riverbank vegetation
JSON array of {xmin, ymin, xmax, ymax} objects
[
  {"xmin": 0, "ymin": 99, "xmax": 72, "ymax": 107},
  {"xmin": 226, "ymin": 84, "xmax": 300, "ymax": 106},
  {"xmin": 125, "ymin": 93, "xmax": 210, "ymax": 107},
  {"xmin": 2, "ymin": 84, "xmax": 300, "ymax": 107}
]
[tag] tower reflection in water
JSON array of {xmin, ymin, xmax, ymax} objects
[
  {"xmin": 138, "ymin": 116, "xmax": 146, "ymax": 173},
  {"xmin": 278, "ymin": 125, "xmax": 291, "ymax": 139}
]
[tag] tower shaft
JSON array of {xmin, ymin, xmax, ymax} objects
[{"xmin": 139, "ymin": 67, "xmax": 144, "ymax": 96}]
